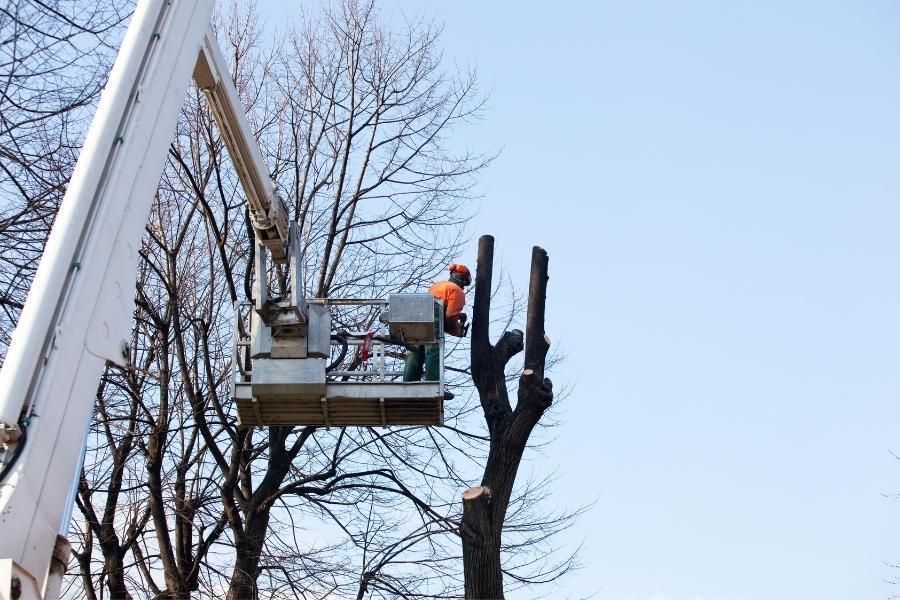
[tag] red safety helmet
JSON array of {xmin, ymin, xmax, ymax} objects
[{"xmin": 449, "ymin": 263, "xmax": 471, "ymax": 286}]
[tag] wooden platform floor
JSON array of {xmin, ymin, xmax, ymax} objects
[{"xmin": 234, "ymin": 382, "xmax": 443, "ymax": 427}]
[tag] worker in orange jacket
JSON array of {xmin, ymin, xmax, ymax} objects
[{"xmin": 403, "ymin": 264, "xmax": 471, "ymax": 382}]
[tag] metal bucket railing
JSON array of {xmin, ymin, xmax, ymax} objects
[{"xmin": 232, "ymin": 297, "xmax": 444, "ymax": 390}]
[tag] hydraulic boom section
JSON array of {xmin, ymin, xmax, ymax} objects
[
  {"xmin": 0, "ymin": 2, "xmax": 297, "ymax": 597},
  {"xmin": 194, "ymin": 34, "xmax": 290, "ymax": 262}
]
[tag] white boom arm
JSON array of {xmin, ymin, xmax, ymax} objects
[
  {"xmin": 0, "ymin": 1, "xmax": 289, "ymax": 597},
  {"xmin": 194, "ymin": 34, "xmax": 290, "ymax": 260}
]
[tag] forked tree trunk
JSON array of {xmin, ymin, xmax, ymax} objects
[
  {"xmin": 224, "ymin": 425, "xmax": 311, "ymax": 600},
  {"xmin": 461, "ymin": 235, "xmax": 554, "ymax": 600}
]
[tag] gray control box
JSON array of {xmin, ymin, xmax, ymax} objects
[{"xmin": 387, "ymin": 294, "xmax": 441, "ymax": 343}]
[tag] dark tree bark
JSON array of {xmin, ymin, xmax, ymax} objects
[
  {"xmin": 225, "ymin": 425, "xmax": 317, "ymax": 600},
  {"xmin": 461, "ymin": 235, "xmax": 554, "ymax": 600}
]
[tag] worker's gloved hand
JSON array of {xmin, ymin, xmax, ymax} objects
[{"xmin": 445, "ymin": 312, "xmax": 468, "ymax": 337}]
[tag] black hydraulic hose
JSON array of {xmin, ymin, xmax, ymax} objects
[
  {"xmin": 326, "ymin": 334, "xmax": 348, "ymax": 372},
  {"xmin": 0, "ymin": 419, "xmax": 28, "ymax": 485},
  {"xmin": 243, "ymin": 207, "xmax": 254, "ymax": 302}
]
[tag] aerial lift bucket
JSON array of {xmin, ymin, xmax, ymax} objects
[{"xmin": 232, "ymin": 294, "xmax": 445, "ymax": 427}]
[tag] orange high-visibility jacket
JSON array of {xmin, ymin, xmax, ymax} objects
[{"xmin": 429, "ymin": 280, "xmax": 465, "ymax": 318}]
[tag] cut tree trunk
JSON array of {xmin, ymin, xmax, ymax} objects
[
  {"xmin": 462, "ymin": 486, "xmax": 503, "ymax": 600},
  {"xmin": 461, "ymin": 236, "xmax": 554, "ymax": 600}
]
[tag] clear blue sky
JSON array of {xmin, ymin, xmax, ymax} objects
[{"xmin": 258, "ymin": 2, "xmax": 900, "ymax": 598}]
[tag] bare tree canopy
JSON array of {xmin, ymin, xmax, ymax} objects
[{"xmin": 275, "ymin": 0, "xmax": 489, "ymax": 300}]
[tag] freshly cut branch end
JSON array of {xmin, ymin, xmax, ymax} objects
[{"xmin": 462, "ymin": 486, "xmax": 491, "ymax": 502}]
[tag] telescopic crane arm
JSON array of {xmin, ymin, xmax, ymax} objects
[
  {"xmin": 194, "ymin": 35, "xmax": 290, "ymax": 261},
  {"xmin": 0, "ymin": 1, "xmax": 293, "ymax": 597}
]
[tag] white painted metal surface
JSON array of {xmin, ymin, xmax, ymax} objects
[
  {"xmin": 195, "ymin": 30, "xmax": 290, "ymax": 260},
  {"xmin": 0, "ymin": 0, "xmax": 215, "ymax": 596}
]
